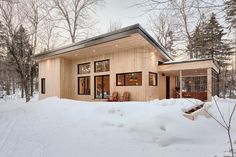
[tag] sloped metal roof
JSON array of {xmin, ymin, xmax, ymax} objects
[{"xmin": 33, "ymin": 24, "xmax": 173, "ymax": 61}]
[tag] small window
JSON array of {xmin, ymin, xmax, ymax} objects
[
  {"xmin": 78, "ymin": 77, "xmax": 90, "ymax": 95},
  {"xmin": 117, "ymin": 74, "xmax": 125, "ymax": 86},
  {"xmin": 78, "ymin": 63, "xmax": 90, "ymax": 74},
  {"xmin": 41, "ymin": 78, "xmax": 45, "ymax": 94},
  {"xmin": 94, "ymin": 60, "xmax": 110, "ymax": 73},
  {"xmin": 149, "ymin": 72, "xmax": 158, "ymax": 86},
  {"xmin": 116, "ymin": 72, "xmax": 142, "ymax": 86}
]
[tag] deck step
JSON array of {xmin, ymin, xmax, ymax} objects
[{"xmin": 183, "ymin": 102, "xmax": 211, "ymax": 120}]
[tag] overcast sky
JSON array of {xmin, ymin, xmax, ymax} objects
[{"xmin": 94, "ymin": 0, "xmax": 150, "ymax": 33}]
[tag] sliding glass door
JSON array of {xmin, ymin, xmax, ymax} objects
[{"xmin": 95, "ymin": 75, "xmax": 110, "ymax": 99}]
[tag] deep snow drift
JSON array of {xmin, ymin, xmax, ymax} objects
[{"xmin": 0, "ymin": 96, "xmax": 235, "ymax": 157}]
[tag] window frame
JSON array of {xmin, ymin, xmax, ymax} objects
[
  {"xmin": 94, "ymin": 59, "xmax": 110, "ymax": 73},
  {"xmin": 116, "ymin": 72, "xmax": 142, "ymax": 86},
  {"xmin": 41, "ymin": 78, "xmax": 46, "ymax": 94},
  {"xmin": 182, "ymin": 76, "xmax": 207, "ymax": 92},
  {"xmin": 149, "ymin": 72, "xmax": 158, "ymax": 86},
  {"xmin": 78, "ymin": 76, "xmax": 91, "ymax": 95},
  {"xmin": 94, "ymin": 75, "xmax": 110, "ymax": 99},
  {"xmin": 77, "ymin": 62, "xmax": 91, "ymax": 74},
  {"xmin": 116, "ymin": 74, "xmax": 125, "ymax": 86}
]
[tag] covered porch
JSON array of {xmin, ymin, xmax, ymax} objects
[{"xmin": 158, "ymin": 59, "xmax": 220, "ymax": 101}]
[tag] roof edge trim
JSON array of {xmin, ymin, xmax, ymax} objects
[{"xmin": 33, "ymin": 24, "xmax": 173, "ymax": 61}]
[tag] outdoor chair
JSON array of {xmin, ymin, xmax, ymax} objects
[
  {"xmin": 108, "ymin": 92, "xmax": 119, "ymax": 102},
  {"xmin": 119, "ymin": 91, "xmax": 130, "ymax": 102}
]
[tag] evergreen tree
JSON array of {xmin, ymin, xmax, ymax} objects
[
  {"xmin": 188, "ymin": 23, "xmax": 206, "ymax": 58},
  {"xmin": 189, "ymin": 13, "xmax": 233, "ymax": 67},
  {"xmin": 7, "ymin": 25, "xmax": 33, "ymax": 102},
  {"xmin": 0, "ymin": 21, "xmax": 7, "ymax": 59},
  {"xmin": 204, "ymin": 14, "xmax": 226, "ymax": 61},
  {"xmin": 225, "ymin": 0, "xmax": 236, "ymax": 28},
  {"xmin": 165, "ymin": 30, "xmax": 176, "ymax": 56}
]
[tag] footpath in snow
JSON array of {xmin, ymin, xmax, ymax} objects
[{"xmin": 0, "ymin": 96, "xmax": 235, "ymax": 157}]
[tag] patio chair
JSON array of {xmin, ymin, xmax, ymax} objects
[
  {"xmin": 108, "ymin": 92, "xmax": 119, "ymax": 102},
  {"xmin": 119, "ymin": 91, "xmax": 130, "ymax": 102}
]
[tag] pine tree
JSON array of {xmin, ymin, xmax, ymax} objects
[
  {"xmin": 7, "ymin": 25, "xmax": 33, "ymax": 102},
  {"xmin": 225, "ymin": 0, "xmax": 236, "ymax": 28},
  {"xmin": 0, "ymin": 21, "xmax": 7, "ymax": 59},
  {"xmin": 189, "ymin": 13, "xmax": 233, "ymax": 67},
  {"xmin": 204, "ymin": 14, "xmax": 226, "ymax": 62},
  {"xmin": 188, "ymin": 23, "xmax": 206, "ymax": 58},
  {"xmin": 165, "ymin": 30, "xmax": 176, "ymax": 56}
]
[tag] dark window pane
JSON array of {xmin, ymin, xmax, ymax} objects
[
  {"xmin": 125, "ymin": 72, "xmax": 142, "ymax": 86},
  {"xmin": 117, "ymin": 74, "xmax": 124, "ymax": 86},
  {"xmin": 95, "ymin": 75, "xmax": 110, "ymax": 99},
  {"xmin": 182, "ymin": 76, "xmax": 207, "ymax": 92},
  {"xmin": 78, "ymin": 77, "xmax": 90, "ymax": 95},
  {"xmin": 103, "ymin": 76, "xmax": 110, "ymax": 98},
  {"xmin": 95, "ymin": 76, "xmax": 103, "ymax": 98},
  {"xmin": 41, "ymin": 78, "xmax": 45, "ymax": 94},
  {"xmin": 85, "ymin": 77, "xmax": 90, "ymax": 94},
  {"xmin": 116, "ymin": 72, "xmax": 142, "ymax": 86},
  {"xmin": 212, "ymin": 69, "xmax": 219, "ymax": 96},
  {"xmin": 78, "ymin": 63, "xmax": 90, "ymax": 74},
  {"xmin": 79, "ymin": 78, "xmax": 85, "ymax": 94},
  {"xmin": 149, "ymin": 73, "xmax": 157, "ymax": 86},
  {"xmin": 95, "ymin": 60, "xmax": 110, "ymax": 72}
]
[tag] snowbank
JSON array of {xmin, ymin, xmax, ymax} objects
[{"xmin": 0, "ymin": 96, "xmax": 235, "ymax": 157}]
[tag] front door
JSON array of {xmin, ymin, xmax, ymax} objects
[
  {"xmin": 95, "ymin": 75, "xmax": 110, "ymax": 99},
  {"xmin": 166, "ymin": 76, "xmax": 170, "ymax": 99}
]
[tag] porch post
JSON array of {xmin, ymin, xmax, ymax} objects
[
  {"xmin": 179, "ymin": 70, "xmax": 182, "ymax": 98},
  {"xmin": 207, "ymin": 68, "xmax": 212, "ymax": 101}
]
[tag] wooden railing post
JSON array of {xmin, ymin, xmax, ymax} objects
[{"xmin": 207, "ymin": 68, "xmax": 212, "ymax": 101}]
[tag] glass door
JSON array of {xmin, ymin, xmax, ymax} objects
[
  {"xmin": 95, "ymin": 75, "xmax": 110, "ymax": 99},
  {"xmin": 103, "ymin": 76, "xmax": 110, "ymax": 98}
]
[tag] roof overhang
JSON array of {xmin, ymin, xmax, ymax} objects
[
  {"xmin": 33, "ymin": 24, "xmax": 173, "ymax": 61},
  {"xmin": 159, "ymin": 59, "xmax": 220, "ymax": 73}
]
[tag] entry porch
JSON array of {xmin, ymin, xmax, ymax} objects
[{"xmin": 158, "ymin": 59, "xmax": 220, "ymax": 101}]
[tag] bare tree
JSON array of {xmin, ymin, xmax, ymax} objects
[
  {"xmin": 0, "ymin": 0, "xmax": 22, "ymax": 37},
  {"xmin": 38, "ymin": 18, "xmax": 58, "ymax": 51},
  {"xmin": 51, "ymin": 0, "xmax": 104, "ymax": 43},
  {"xmin": 134, "ymin": 0, "xmax": 224, "ymax": 58},
  {"xmin": 0, "ymin": 0, "xmax": 23, "ymax": 97},
  {"xmin": 0, "ymin": 1, "xmax": 33, "ymax": 102},
  {"xmin": 228, "ymin": 69, "xmax": 236, "ymax": 98},
  {"xmin": 107, "ymin": 20, "xmax": 122, "ymax": 32},
  {"xmin": 20, "ymin": 0, "xmax": 52, "ymax": 96},
  {"xmin": 225, "ymin": 0, "xmax": 236, "ymax": 29},
  {"xmin": 203, "ymin": 97, "xmax": 236, "ymax": 157},
  {"xmin": 186, "ymin": 95, "xmax": 236, "ymax": 156},
  {"xmin": 149, "ymin": 12, "xmax": 176, "ymax": 55},
  {"xmin": 20, "ymin": 0, "xmax": 49, "ymax": 54}
]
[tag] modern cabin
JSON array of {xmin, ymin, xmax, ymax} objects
[{"xmin": 34, "ymin": 24, "xmax": 219, "ymax": 101}]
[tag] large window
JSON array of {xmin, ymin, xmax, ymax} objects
[
  {"xmin": 182, "ymin": 76, "xmax": 207, "ymax": 92},
  {"xmin": 78, "ymin": 77, "xmax": 90, "ymax": 95},
  {"xmin": 149, "ymin": 72, "xmax": 158, "ymax": 86},
  {"xmin": 94, "ymin": 60, "xmax": 110, "ymax": 73},
  {"xmin": 41, "ymin": 78, "xmax": 45, "ymax": 94},
  {"xmin": 116, "ymin": 72, "xmax": 142, "ymax": 86},
  {"xmin": 78, "ymin": 63, "xmax": 90, "ymax": 74},
  {"xmin": 212, "ymin": 69, "xmax": 219, "ymax": 96}
]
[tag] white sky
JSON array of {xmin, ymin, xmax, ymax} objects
[{"xmin": 94, "ymin": 0, "xmax": 150, "ymax": 34}]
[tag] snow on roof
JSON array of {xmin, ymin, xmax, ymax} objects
[{"xmin": 163, "ymin": 58, "xmax": 214, "ymax": 64}]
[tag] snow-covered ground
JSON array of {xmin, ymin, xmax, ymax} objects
[{"xmin": 0, "ymin": 95, "xmax": 235, "ymax": 157}]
